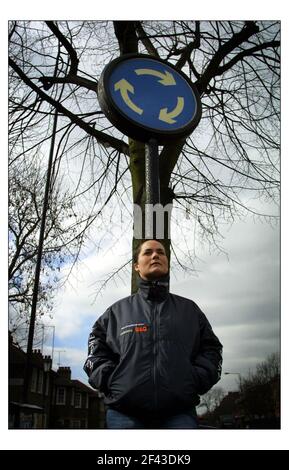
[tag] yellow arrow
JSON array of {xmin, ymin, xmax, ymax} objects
[
  {"xmin": 114, "ymin": 79, "xmax": 143, "ymax": 115},
  {"xmin": 135, "ymin": 68, "xmax": 176, "ymax": 86},
  {"xmin": 159, "ymin": 97, "xmax": 185, "ymax": 124}
]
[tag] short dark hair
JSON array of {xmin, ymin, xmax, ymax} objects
[{"xmin": 133, "ymin": 239, "xmax": 167, "ymax": 264}]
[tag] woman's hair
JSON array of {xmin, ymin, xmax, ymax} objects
[{"xmin": 133, "ymin": 239, "xmax": 167, "ymax": 264}]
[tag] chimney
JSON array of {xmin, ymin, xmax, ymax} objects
[
  {"xmin": 57, "ymin": 366, "xmax": 71, "ymax": 380},
  {"xmin": 32, "ymin": 349, "xmax": 44, "ymax": 365},
  {"xmin": 32, "ymin": 349, "xmax": 43, "ymax": 356}
]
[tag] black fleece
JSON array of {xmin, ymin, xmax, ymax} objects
[{"xmin": 84, "ymin": 276, "xmax": 222, "ymax": 418}]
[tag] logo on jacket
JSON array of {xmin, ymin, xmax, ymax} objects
[
  {"xmin": 135, "ymin": 325, "xmax": 148, "ymax": 333},
  {"xmin": 120, "ymin": 322, "xmax": 149, "ymax": 336}
]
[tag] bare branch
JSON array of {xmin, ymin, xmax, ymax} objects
[
  {"xmin": 135, "ymin": 21, "xmax": 160, "ymax": 57},
  {"xmin": 9, "ymin": 58, "xmax": 129, "ymax": 155},
  {"xmin": 196, "ymin": 21, "xmax": 259, "ymax": 95},
  {"xmin": 46, "ymin": 21, "xmax": 79, "ymax": 75},
  {"xmin": 217, "ymin": 40, "xmax": 280, "ymax": 76}
]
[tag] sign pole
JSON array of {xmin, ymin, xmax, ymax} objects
[
  {"xmin": 145, "ymin": 138, "xmax": 160, "ymax": 239},
  {"xmin": 98, "ymin": 53, "xmax": 202, "ymax": 240}
]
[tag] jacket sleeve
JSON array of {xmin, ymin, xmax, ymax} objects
[
  {"xmin": 83, "ymin": 309, "xmax": 119, "ymax": 394},
  {"xmin": 192, "ymin": 308, "xmax": 223, "ymax": 395}
]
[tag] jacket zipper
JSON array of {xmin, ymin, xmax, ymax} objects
[{"xmin": 152, "ymin": 301, "xmax": 158, "ymax": 410}]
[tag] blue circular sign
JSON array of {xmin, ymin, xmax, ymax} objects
[{"xmin": 98, "ymin": 54, "xmax": 202, "ymax": 143}]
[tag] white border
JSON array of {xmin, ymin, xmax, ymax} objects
[{"xmin": 2, "ymin": 0, "xmax": 288, "ymax": 451}]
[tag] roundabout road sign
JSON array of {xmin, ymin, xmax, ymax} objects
[{"xmin": 98, "ymin": 54, "xmax": 202, "ymax": 143}]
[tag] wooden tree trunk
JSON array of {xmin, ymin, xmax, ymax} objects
[
  {"xmin": 130, "ymin": 137, "xmax": 185, "ymax": 292},
  {"xmin": 113, "ymin": 21, "xmax": 185, "ymax": 293}
]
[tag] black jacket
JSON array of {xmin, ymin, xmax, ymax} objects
[{"xmin": 83, "ymin": 276, "xmax": 222, "ymax": 418}]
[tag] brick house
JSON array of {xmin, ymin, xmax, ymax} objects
[
  {"xmin": 9, "ymin": 333, "xmax": 105, "ymax": 429},
  {"xmin": 9, "ymin": 334, "xmax": 53, "ymax": 429},
  {"xmin": 50, "ymin": 366, "xmax": 105, "ymax": 429}
]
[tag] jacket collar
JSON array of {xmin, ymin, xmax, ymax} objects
[{"xmin": 137, "ymin": 274, "xmax": 170, "ymax": 302}]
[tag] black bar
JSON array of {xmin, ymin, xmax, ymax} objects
[{"xmin": 1, "ymin": 451, "xmax": 269, "ymax": 463}]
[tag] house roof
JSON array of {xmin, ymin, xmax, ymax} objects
[{"xmin": 71, "ymin": 379, "xmax": 99, "ymax": 395}]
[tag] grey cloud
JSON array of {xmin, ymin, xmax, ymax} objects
[{"xmin": 172, "ymin": 214, "xmax": 280, "ymax": 391}]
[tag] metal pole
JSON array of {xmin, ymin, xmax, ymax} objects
[
  {"xmin": 145, "ymin": 138, "xmax": 160, "ymax": 239},
  {"xmin": 39, "ymin": 324, "xmax": 55, "ymax": 368},
  {"xmin": 56, "ymin": 350, "xmax": 66, "ymax": 367},
  {"xmin": 22, "ymin": 110, "xmax": 59, "ymax": 404}
]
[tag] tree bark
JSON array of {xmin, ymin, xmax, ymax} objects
[{"xmin": 113, "ymin": 21, "xmax": 186, "ymax": 293}]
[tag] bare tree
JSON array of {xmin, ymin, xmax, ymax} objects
[
  {"xmin": 198, "ymin": 386, "xmax": 226, "ymax": 414},
  {"xmin": 239, "ymin": 352, "xmax": 280, "ymax": 418},
  {"xmin": 240, "ymin": 352, "xmax": 280, "ymax": 390},
  {"xmin": 8, "ymin": 151, "xmax": 86, "ymax": 341},
  {"xmin": 9, "ymin": 20, "xmax": 280, "ymax": 298}
]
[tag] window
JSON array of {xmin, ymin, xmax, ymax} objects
[
  {"xmin": 45, "ymin": 375, "xmax": 49, "ymax": 396},
  {"xmin": 37, "ymin": 370, "xmax": 43, "ymax": 393},
  {"xmin": 30, "ymin": 368, "xmax": 37, "ymax": 392},
  {"xmin": 56, "ymin": 387, "xmax": 66, "ymax": 405},
  {"xmin": 74, "ymin": 392, "xmax": 81, "ymax": 408},
  {"xmin": 52, "ymin": 387, "xmax": 56, "ymax": 404},
  {"xmin": 71, "ymin": 388, "xmax": 74, "ymax": 406}
]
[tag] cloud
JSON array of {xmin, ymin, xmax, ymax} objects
[
  {"xmin": 52, "ymin": 238, "xmax": 131, "ymax": 340},
  {"xmin": 50, "ymin": 208, "xmax": 279, "ymax": 394},
  {"xmin": 172, "ymin": 215, "xmax": 280, "ymax": 391}
]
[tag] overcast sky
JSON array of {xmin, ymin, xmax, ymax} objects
[{"xmin": 44, "ymin": 198, "xmax": 280, "ymax": 395}]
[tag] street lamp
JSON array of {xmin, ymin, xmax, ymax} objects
[
  {"xmin": 224, "ymin": 372, "xmax": 241, "ymax": 379},
  {"xmin": 22, "ymin": 108, "xmax": 59, "ymax": 405}
]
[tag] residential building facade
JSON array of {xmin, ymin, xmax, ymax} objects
[{"xmin": 9, "ymin": 333, "xmax": 105, "ymax": 429}]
